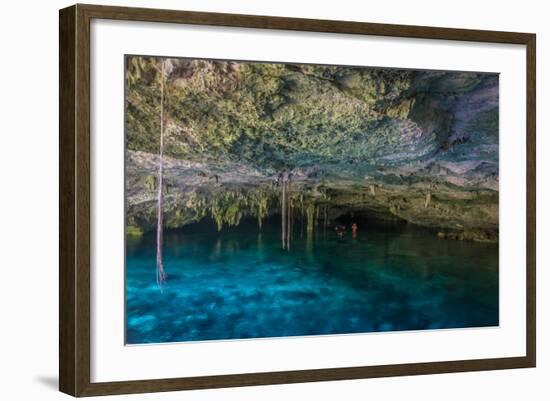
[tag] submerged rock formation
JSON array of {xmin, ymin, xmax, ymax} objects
[{"xmin": 125, "ymin": 57, "xmax": 499, "ymax": 242}]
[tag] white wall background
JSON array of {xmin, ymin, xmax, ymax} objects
[{"xmin": 0, "ymin": 0, "xmax": 546, "ymax": 400}]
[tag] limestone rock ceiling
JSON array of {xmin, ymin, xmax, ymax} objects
[
  {"xmin": 126, "ymin": 58, "xmax": 498, "ymax": 179},
  {"xmin": 124, "ymin": 57, "xmax": 499, "ymax": 240}
]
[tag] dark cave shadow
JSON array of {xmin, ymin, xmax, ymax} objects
[{"xmin": 35, "ymin": 376, "xmax": 58, "ymax": 391}]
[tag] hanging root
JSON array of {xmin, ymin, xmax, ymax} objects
[
  {"xmin": 155, "ymin": 59, "xmax": 167, "ymax": 293},
  {"xmin": 156, "ymin": 263, "xmax": 166, "ymax": 292}
]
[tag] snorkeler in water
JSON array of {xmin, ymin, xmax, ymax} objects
[{"xmin": 335, "ymin": 224, "xmax": 346, "ymax": 237}]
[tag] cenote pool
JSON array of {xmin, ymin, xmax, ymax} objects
[{"xmin": 126, "ymin": 218, "xmax": 498, "ymax": 344}]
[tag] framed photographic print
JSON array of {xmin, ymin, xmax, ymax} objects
[{"xmin": 59, "ymin": 4, "xmax": 536, "ymax": 397}]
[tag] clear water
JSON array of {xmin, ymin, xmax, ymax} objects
[{"xmin": 126, "ymin": 218, "xmax": 498, "ymax": 344}]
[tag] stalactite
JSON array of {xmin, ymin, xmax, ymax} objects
[
  {"xmin": 290, "ymin": 200, "xmax": 293, "ymax": 243},
  {"xmin": 258, "ymin": 197, "xmax": 268, "ymax": 230},
  {"xmin": 212, "ymin": 205, "xmax": 224, "ymax": 231},
  {"xmin": 305, "ymin": 204, "xmax": 313, "ymax": 258},
  {"xmin": 286, "ymin": 181, "xmax": 292, "ymax": 249},
  {"xmin": 281, "ymin": 180, "xmax": 287, "ymax": 249},
  {"xmin": 292, "ymin": 200, "xmax": 295, "ymax": 245},
  {"xmin": 313, "ymin": 205, "xmax": 320, "ymax": 240},
  {"xmin": 288, "ymin": 180, "xmax": 294, "ymax": 249},
  {"xmin": 315, "ymin": 205, "xmax": 320, "ymax": 224},
  {"xmin": 389, "ymin": 201, "xmax": 400, "ymax": 216},
  {"xmin": 306, "ymin": 204, "xmax": 315, "ymax": 235},
  {"xmin": 300, "ymin": 203, "xmax": 304, "ymax": 239}
]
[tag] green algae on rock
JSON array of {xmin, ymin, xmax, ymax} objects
[{"xmin": 125, "ymin": 56, "xmax": 499, "ymax": 242}]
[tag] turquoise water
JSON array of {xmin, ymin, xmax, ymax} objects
[{"xmin": 126, "ymin": 218, "xmax": 498, "ymax": 344}]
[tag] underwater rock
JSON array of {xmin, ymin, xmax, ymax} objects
[{"xmin": 436, "ymin": 229, "xmax": 497, "ymax": 243}]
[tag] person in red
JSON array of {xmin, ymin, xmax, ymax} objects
[
  {"xmin": 335, "ymin": 224, "xmax": 346, "ymax": 238},
  {"xmin": 351, "ymin": 223, "xmax": 358, "ymax": 238}
]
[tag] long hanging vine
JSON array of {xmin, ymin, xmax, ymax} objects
[
  {"xmin": 156, "ymin": 59, "xmax": 167, "ymax": 290},
  {"xmin": 281, "ymin": 176, "xmax": 287, "ymax": 249},
  {"xmin": 286, "ymin": 178, "xmax": 292, "ymax": 250}
]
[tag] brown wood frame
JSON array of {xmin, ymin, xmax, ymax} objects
[{"xmin": 59, "ymin": 3, "xmax": 536, "ymax": 397}]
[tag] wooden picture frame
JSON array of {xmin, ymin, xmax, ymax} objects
[{"xmin": 59, "ymin": 3, "xmax": 536, "ymax": 397}]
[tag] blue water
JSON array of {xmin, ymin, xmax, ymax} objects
[{"xmin": 126, "ymin": 218, "xmax": 498, "ymax": 344}]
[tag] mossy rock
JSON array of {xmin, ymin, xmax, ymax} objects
[
  {"xmin": 126, "ymin": 225, "xmax": 144, "ymax": 237},
  {"xmin": 138, "ymin": 174, "xmax": 157, "ymax": 191}
]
